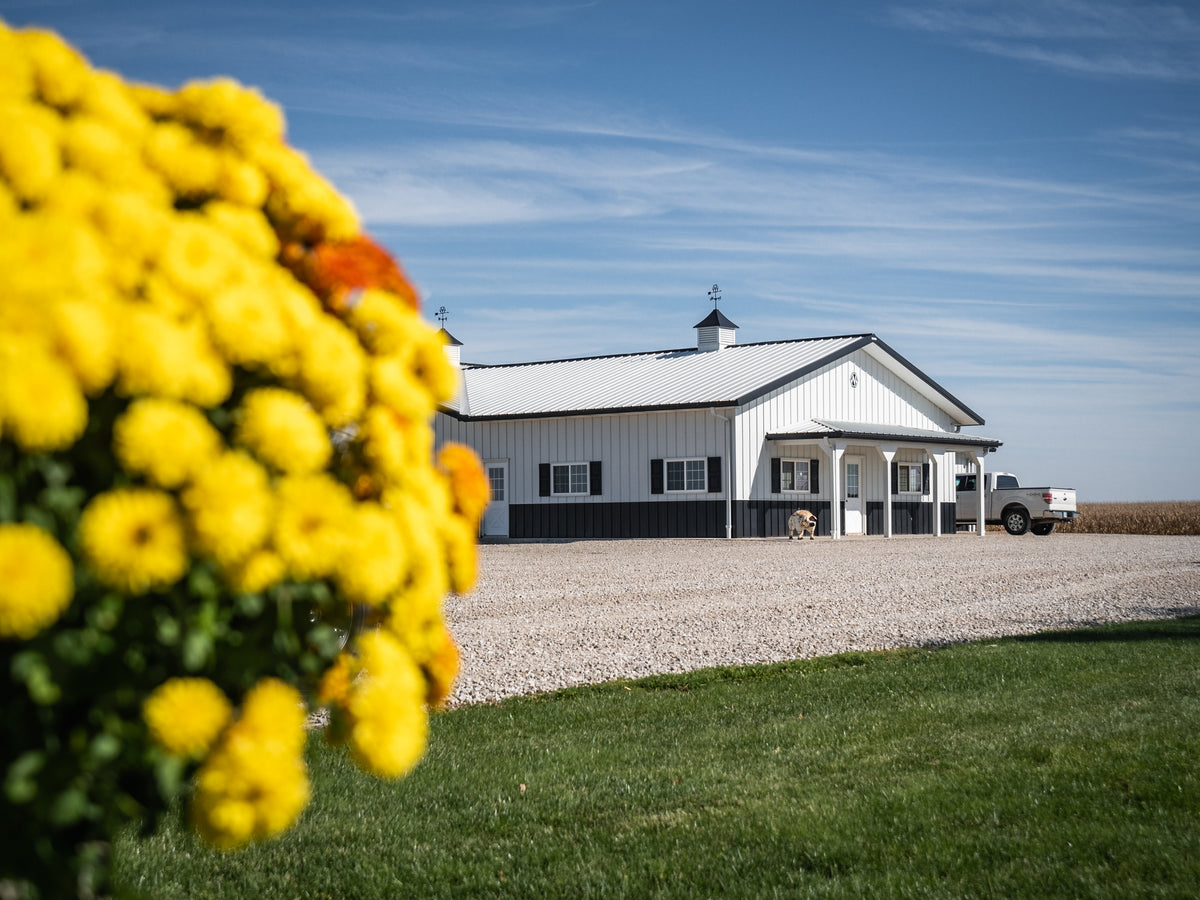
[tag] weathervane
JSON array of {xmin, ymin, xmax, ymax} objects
[
  {"xmin": 707, "ymin": 284, "xmax": 722, "ymax": 309},
  {"xmin": 435, "ymin": 305, "xmax": 449, "ymax": 327}
]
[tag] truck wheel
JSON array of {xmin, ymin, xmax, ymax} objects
[
  {"xmin": 1002, "ymin": 507, "xmax": 1031, "ymax": 535},
  {"xmin": 1031, "ymin": 522, "xmax": 1056, "ymax": 536}
]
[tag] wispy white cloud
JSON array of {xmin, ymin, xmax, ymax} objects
[{"xmin": 888, "ymin": 0, "xmax": 1200, "ymax": 81}]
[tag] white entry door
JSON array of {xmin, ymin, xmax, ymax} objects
[
  {"xmin": 481, "ymin": 461, "xmax": 509, "ymax": 537},
  {"xmin": 844, "ymin": 455, "xmax": 864, "ymax": 534}
]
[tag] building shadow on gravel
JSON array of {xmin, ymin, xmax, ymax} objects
[{"xmin": 1012, "ymin": 613, "xmax": 1200, "ymax": 645}]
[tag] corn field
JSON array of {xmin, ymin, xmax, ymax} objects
[{"xmin": 1056, "ymin": 501, "xmax": 1200, "ymax": 536}]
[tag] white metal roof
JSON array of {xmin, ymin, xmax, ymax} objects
[{"xmin": 443, "ymin": 333, "xmax": 986, "ymax": 425}]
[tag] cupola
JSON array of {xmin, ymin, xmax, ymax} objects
[
  {"xmin": 437, "ymin": 327, "xmax": 463, "ymax": 367},
  {"xmin": 693, "ymin": 308, "xmax": 738, "ymax": 352}
]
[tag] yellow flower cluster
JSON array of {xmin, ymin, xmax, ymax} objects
[
  {"xmin": 2, "ymin": 21, "xmax": 490, "ymax": 848},
  {"xmin": 191, "ymin": 679, "xmax": 310, "ymax": 849},
  {"xmin": 143, "ymin": 677, "xmax": 233, "ymax": 758},
  {"xmin": 0, "ymin": 523, "xmax": 74, "ymax": 639}
]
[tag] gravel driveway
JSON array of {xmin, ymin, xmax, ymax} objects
[{"xmin": 443, "ymin": 534, "xmax": 1200, "ymax": 706}]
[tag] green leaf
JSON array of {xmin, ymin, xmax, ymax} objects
[
  {"xmin": 48, "ymin": 786, "xmax": 90, "ymax": 826},
  {"xmin": 182, "ymin": 630, "xmax": 213, "ymax": 672},
  {"xmin": 153, "ymin": 754, "xmax": 186, "ymax": 801},
  {"xmin": 0, "ymin": 471, "xmax": 16, "ymax": 521},
  {"xmin": 156, "ymin": 616, "xmax": 181, "ymax": 646},
  {"xmin": 5, "ymin": 751, "xmax": 45, "ymax": 804},
  {"xmin": 235, "ymin": 591, "xmax": 265, "ymax": 618},
  {"xmin": 89, "ymin": 732, "xmax": 122, "ymax": 765}
]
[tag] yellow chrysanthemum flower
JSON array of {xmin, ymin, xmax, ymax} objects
[
  {"xmin": 192, "ymin": 678, "xmax": 310, "ymax": 849},
  {"xmin": 0, "ymin": 24, "xmax": 35, "ymax": 100},
  {"xmin": 438, "ymin": 442, "xmax": 490, "ymax": 526},
  {"xmin": 272, "ymin": 474, "xmax": 354, "ymax": 579},
  {"xmin": 20, "ymin": 27, "xmax": 91, "ymax": 109},
  {"xmin": 298, "ymin": 318, "xmax": 366, "ymax": 427},
  {"xmin": 0, "ymin": 523, "xmax": 74, "ymax": 640},
  {"xmin": 203, "ymin": 200, "xmax": 278, "ymax": 260},
  {"xmin": 77, "ymin": 69, "xmax": 150, "ymax": 139},
  {"xmin": 215, "ymin": 152, "xmax": 269, "ymax": 208},
  {"xmin": 252, "ymin": 142, "xmax": 359, "ymax": 242},
  {"xmin": 0, "ymin": 341, "xmax": 88, "ymax": 453},
  {"xmin": 181, "ymin": 452, "xmax": 273, "ymax": 567},
  {"xmin": 317, "ymin": 653, "xmax": 354, "ymax": 707},
  {"xmin": 39, "ymin": 167, "xmax": 102, "ymax": 219},
  {"xmin": 50, "ymin": 296, "xmax": 116, "ymax": 395},
  {"xmin": 178, "ymin": 319, "xmax": 233, "ymax": 408},
  {"xmin": 222, "ymin": 548, "xmax": 286, "ymax": 594},
  {"xmin": 62, "ymin": 113, "xmax": 132, "ymax": 187},
  {"xmin": 144, "ymin": 120, "xmax": 222, "ymax": 199},
  {"xmin": 370, "ymin": 353, "xmax": 433, "ymax": 421},
  {"xmin": 407, "ymin": 323, "xmax": 459, "ymax": 405},
  {"xmin": 114, "ymin": 305, "xmax": 194, "ymax": 400},
  {"xmin": 113, "ymin": 398, "xmax": 223, "ymax": 488},
  {"xmin": 203, "ymin": 281, "xmax": 293, "ymax": 372},
  {"xmin": 441, "ymin": 514, "xmax": 478, "ymax": 596},
  {"xmin": 384, "ymin": 494, "xmax": 449, "ymax": 661},
  {"xmin": 335, "ymin": 503, "xmax": 406, "ymax": 606},
  {"xmin": 349, "ymin": 289, "xmax": 420, "ymax": 357},
  {"xmin": 344, "ymin": 630, "xmax": 428, "ymax": 779},
  {"xmin": 234, "ymin": 387, "xmax": 330, "ymax": 475},
  {"xmin": 422, "ymin": 624, "xmax": 460, "ymax": 709},
  {"xmin": 143, "ymin": 678, "xmax": 232, "ymax": 757},
  {"xmin": 3, "ymin": 210, "xmax": 108, "ymax": 300},
  {"xmin": 158, "ymin": 216, "xmax": 241, "ymax": 297},
  {"xmin": 358, "ymin": 404, "xmax": 409, "ymax": 485},
  {"xmin": 93, "ymin": 188, "xmax": 171, "ymax": 269},
  {"xmin": 174, "ymin": 77, "xmax": 286, "ymax": 150},
  {"xmin": 79, "ymin": 489, "xmax": 189, "ymax": 595}
]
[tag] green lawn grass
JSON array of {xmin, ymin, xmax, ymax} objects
[{"xmin": 115, "ymin": 616, "xmax": 1200, "ymax": 899}]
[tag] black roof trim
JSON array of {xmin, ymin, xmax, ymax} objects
[{"xmin": 767, "ymin": 428, "xmax": 1002, "ymax": 449}]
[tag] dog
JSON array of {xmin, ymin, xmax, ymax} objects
[{"xmin": 787, "ymin": 509, "xmax": 817, "ymax": 541}]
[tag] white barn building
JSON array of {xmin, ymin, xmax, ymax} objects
[{"xmin": 434, "ymin": 311, "xmax": 1002, "ymax": 540}]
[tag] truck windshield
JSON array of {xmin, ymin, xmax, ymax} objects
[{"xmin": 996, "ymin": 475, "xmax": 1020, "ymax": 489}]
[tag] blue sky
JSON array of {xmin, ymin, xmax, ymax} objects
[{"xmin": 6, "ymin": 1, "xmax": 1199, "ymax": 501}]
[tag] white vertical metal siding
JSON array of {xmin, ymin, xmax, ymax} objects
[{"xmin": 435, "ymin": 408, "xmax": 729, "ymax": 505}]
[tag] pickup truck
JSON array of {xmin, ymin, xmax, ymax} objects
[{"xmin": 955, "ymin": 472, "xmax": 1079, "ymax": 536}]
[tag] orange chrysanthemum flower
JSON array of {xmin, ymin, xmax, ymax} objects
[{"xmin": 282, "ymin": 235, "xmax": 418, "ymax": 314}]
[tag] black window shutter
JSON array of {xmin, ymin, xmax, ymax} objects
[
  {"xmin": 707, "ymin": 456, "xmax": 721, "ymax": 493},
  {"xmin": 810, "ymin": 458, "xmax": 820, "ymax": 494},
  {"xmin": 891, "ymin": 461, "xmax": 899, "ymax": 496},
  {"xmin": 770, "ymin": 457, "xmax": 781, "ymax": 493},
  {"xmin": 590, "ymin": 460, "xmax": 602, "ymax": 496},
  {"xmin": 650, "ymin": 459, "xmax": 664, "ymax": 495},
  {"xmin": 539, "ymin": 463, "xmax": 551, "ymax": 497},
  {"xmin": 922, "ymin": 463, "xmax": 931, "ymax": 496}
]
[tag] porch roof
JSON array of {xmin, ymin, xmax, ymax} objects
[{"xmin": 766, "ymin": 419, "xmax": 1002, "ymax": 450}]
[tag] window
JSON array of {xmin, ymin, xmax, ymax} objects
[
  {"xmin": 539, "ymin": 461, "xmax": 602, "ymax": 497},
  {"xmin": 780, "ymin": 459, "xmax": 811, "ymax": 493},
  {"xmin": 487, "ymin": 465, "xmax": 505, "ymax": 502},
  {"xmin": 666, "ymin": 458, "xmax": 706, "ymax": 492},
  {"xmin": 552, "ymin": 462, "xmax": 589, "ymax": 496},
  {"xmin": 897, "ymin": 463, "xmax": 922, "ymax": 494}
]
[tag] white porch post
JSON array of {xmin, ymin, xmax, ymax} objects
[
  {"xmin": 823, "ymin": 439, "xmax": 845, "ymax": 539},
  {"xmin": 927, "ymin": 449, "xmax": 942, "ymax": 537},
  {"xmin": 962, "ymin": 450, "xmax": 986, "ymax": 536},
  {"xmin": 875, "ymin": 445, "xmax": 897, "ymax": 538}
]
